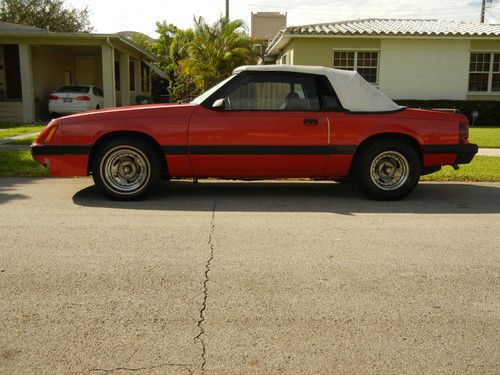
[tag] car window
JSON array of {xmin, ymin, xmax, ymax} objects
[
  {"xmin": 93, "ymin": 87, "xmax": 103, "ymax": 97},
  {"xmin": 222, "ymin": 73, "xmax": 320, "ymax": 111},
  {"xmin": 57, "ymin": 86, "xmax": 90, "ymax": 94},
  {"xmin": 315, "ymin": 76, "xmax": 341, "ymax": 111}
]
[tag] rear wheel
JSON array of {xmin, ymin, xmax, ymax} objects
[
  {"xmin": 356, "ymin": 140, "xmax": 421, "ymax": 200},
  {"xmin": 91, "ymin": 137, "xmax": 161, "ymax": 200}
]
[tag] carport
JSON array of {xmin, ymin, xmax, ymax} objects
[{"xmin": 0, "ymin": 21, "xmax": 162, "ymax": 122}]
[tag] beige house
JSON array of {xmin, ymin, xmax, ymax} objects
[
  {"xmin": 251, "ymin": 12, "xmax": 287, "ymax": 46},
  {"xmin": 0, "ymin": 21, "xmax": 164, "ymax": 123},
  {"xmin": 266, "ymin": 19, "xmax": 500, "ymax": 101}
]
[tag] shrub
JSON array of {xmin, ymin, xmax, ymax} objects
[{"xmin": 395, "ymin": 100, "xmax": 500, "ymax": 126}]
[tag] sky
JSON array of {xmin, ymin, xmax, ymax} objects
[{"xmin": 66, "ymin": 0, "xmax": 500, "ymax": 36}]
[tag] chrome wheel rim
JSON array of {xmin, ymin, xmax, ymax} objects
[
  {"xmin": 370, "ymin": 151, "xmax": 409, "ymax": 191},
  {"xmin": 101, "ymin": 146, "xmax": 150, "ymax": 194}
]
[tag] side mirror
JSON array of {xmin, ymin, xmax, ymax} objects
[{"xmin": 212, "ymin": 98, "xmax": 225, "ymax": 110}]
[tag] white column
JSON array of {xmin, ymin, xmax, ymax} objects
[
  {"xmin": 19, "ymin": 44, "xmax": 35, "ymax": 123},
  {"xmin": 101, "ymin": 45, "xmax": 115, "ymax": 108},
  {"xmin": 119, "ymin": 52, "xmax": 130, "ymax": 106}
]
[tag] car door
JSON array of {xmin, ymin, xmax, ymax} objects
[{"xmin": 188, "ymin": 71, "xmax": 330, "ymax": 177}]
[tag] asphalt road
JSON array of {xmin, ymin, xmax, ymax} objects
[{"xmin": 1, "ymin": 178, "xmax": 499, "ymax": 375}]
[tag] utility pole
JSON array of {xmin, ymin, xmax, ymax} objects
[
  {"xmin": 225, "ymin": 0, "xmax": 229, "ymax": 19},
  {"xmin": 481, "ymin": 0, "xmax": 486, "ymax": 23}
]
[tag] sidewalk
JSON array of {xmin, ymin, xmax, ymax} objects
[
  {"xmin": 0, "ymin": 132, "xmax": 39, "ymax": 152},
  {"xmin": 477, "ymin": 148, "xmax": 500, "ymax": 157}
]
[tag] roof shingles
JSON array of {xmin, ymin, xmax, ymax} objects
[
  {"xmin": 287, "ymin": 19, "xmax": 500, "ymax": 37},
  {"xmin": 267, "ymin": 18, "xmax": 500, "ymax": 55}
]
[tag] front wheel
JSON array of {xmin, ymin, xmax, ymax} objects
[
  {"xmin": 356, "ymin": 140, "xmax": 421, "ymax": 200},
  {"xmin": 91, "ymin": 137, "xmax": 161, "ymax": 200}
]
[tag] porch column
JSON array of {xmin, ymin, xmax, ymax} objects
[
  {"xmin": 134, "ymin": 59, "xmax": 142, "ymax": 101},
  {"xmin": 19, "ymin": 44, "xmax": 35, "ymax": 123},
  {"xmin": 119, "ymin": 52, "xmax": 130, "ymax": 106},
  {"xmin": 101, "ymin": 45, "xmax": 115, "ymax": 108}
]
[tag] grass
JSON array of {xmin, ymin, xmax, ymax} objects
[
  {"xmin": 469, "ymin": 127, "xmax": 500, "ymax": 148},
  {"xmin": 421, "ymin": 156, "xmax": 500, "ymax": 182},
  {"xmin": 0, "ymin": 124, "xmax": 45, "ymax": 140},
  {"xmin": 5, "ymin": 136, "xmax": 38, "ymax": 145},
  {"xmin": 0, "ymin": 151, "xmax": 48, "ymax": 177}
]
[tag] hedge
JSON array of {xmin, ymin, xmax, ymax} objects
[{"xmin": 395, "ymin": 100, "xmax": 500, "ymax": 126}]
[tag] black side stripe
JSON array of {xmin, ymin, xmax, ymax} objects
[
  {"xmin": 32, "ymin": 143, "xmax": 478, "ymax": 157},
  {"xmin": 188, "ymin": 145, "xmax": 356, "ymax": 155},
  {"xmin": 31, "ymin": 145, "xmax": 91, "ymax": 156},
  {"xmin": 161, "ymin": 145, "xmax": 189, "ymax": 154}
]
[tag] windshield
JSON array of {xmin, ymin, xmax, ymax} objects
[
  {"xmin": 190, "ymin": 75, "xmax": 236, "ymax": 105},
  {"xmin": 56, "ymin": 86, "xmax": 90, "ymax": 94}
]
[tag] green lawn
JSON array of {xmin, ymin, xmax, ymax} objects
[
  {"xmin": 6, "ymin": 136, "xmax": 39, "ymax": 145},
  {"xmin": 0, "ymin": 123, "xmax": 46, "ymax": 140},
  {"xmin": 421, "ymin": 156, "xmax": 500, "ymax": 182},
  {"xmin": 469, "ymin": 127, "xmax": 500, "ymax": 148},
  {"xmin": 0, "ymin": 151, "xmax": 48, "ymax": 177}
]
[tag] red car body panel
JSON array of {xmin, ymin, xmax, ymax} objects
[{"xmin": 32, "ymin": 99, "xmax": 476, "ymax": 180}]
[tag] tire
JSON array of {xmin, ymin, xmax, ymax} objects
[
  {"xmin": 355, "ymin": 140, "xmax": 421, "ymax": 200},
  {"xmin": 91, "ymin": 136, "xmax": 161, "ymax": 200}
]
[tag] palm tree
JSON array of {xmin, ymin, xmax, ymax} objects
[{"xmin": 182, "ymin": 16, "xmax": 257, "ymax": 90}]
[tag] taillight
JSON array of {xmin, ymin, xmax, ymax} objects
[
  {"xmin": 49, "ymin": 95, "xmax": 59, "ymax": 100},
  {"xmin": 459, "ymin": 121, "xmax": 469, "ymax": 144},
  {"xmin": 77, "ymin": 95, "xmax": 91, "ymax": 101}
]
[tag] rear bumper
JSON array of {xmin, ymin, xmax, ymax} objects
[
  {"xmin": 454, "ymin": 144, "xmax": 478, "ymax": 164},
  {"xmin": 422, "ymin": 143, "xmax": 478, "ymax": 165}
]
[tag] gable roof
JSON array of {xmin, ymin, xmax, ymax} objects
[
  {"xmin": 0, "ymin": 21, "xmax": 48, "ymax": 33},
  {"xmin": 267, "ymin": 18, "xmax": 500, "ymax": 55},
  {"xmin": 0, "ymin": 22, "xmax": 157, "ymax": 62}
]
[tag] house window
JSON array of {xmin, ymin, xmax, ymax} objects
[
  {"xmin": 115, "ymin": 61, "xmax": 120, "ymax": 91},
  {"xmin": 130, "ymin": 61, "xmax": 135, "ymax": 91},
  {"xmin": 141, "ymin": 63, "xmax": 150, "ymax": 92},
  {"xmin": 333, "ymin": 51, "xmax": 379, "ymax": 84},
  {"xmin": 468, "ymin": 52, "xmax": 500, "ymax": 92}
]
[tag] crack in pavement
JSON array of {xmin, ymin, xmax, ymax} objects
[
  {"xmin": 90, "ymin": 362, "xmax": 193, "ymax": 374},
  {"xmin": 194, "ymin": 199, "xmax": 217, "ymax": 374}
]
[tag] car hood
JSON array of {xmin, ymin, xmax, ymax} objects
[{"xmin": 59, "ymin": 103, "xmax": 199, "ymax": 124}]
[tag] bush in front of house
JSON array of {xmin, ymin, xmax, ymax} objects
[{"xmin": 395, "ymin": 100, "xmax": 500, "ymax": 126}]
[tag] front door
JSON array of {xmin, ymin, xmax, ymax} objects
[{"xmin": 188, "ymin": 71, "xmax": 330, "ymax": 177}]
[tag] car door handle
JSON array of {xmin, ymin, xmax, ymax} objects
[{"xmin": 303, "ymin": 118, "xmax": 319, "ymax": 125}]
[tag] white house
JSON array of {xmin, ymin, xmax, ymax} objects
[{"xmin": 265, "ymin": 19, "xmax": 500, "ymax": 102}]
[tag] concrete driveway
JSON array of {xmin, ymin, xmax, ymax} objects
[{"xmin": 0, "ymin": 178, "xmax": 499, "ymax": 374}]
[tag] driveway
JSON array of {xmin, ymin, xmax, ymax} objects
[{"xmin": 1, "ymin": 178, "xmax": 499, "ymax": 374}]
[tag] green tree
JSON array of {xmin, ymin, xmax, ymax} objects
[
  {"xmin": 0, "ymin": 0, "xmax": 93, "ymax": 32},
  {"xmin": 182, "ymin": 16, "xmax": 257, "ymax": 90}
]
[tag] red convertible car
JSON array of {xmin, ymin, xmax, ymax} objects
[{"xmin": 32, "ymin": 65, "xmax": 478, "ymax": 200}]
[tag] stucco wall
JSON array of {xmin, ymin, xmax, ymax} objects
[
  {"xmin": 0, "ymin": 102, "xmax": 22, "ymax": 122},
  {"xmin": 378, "ymin": 39, "xmax": 470, "ymax": 100},
  {"xmin": 283, "ymin": 38, "xmax": 381, "ymax": 66}
]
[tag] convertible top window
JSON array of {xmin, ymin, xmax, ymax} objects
[
  {"xmin": 203, "ymin": 72, "xmax": 321, "ymax": 111},
  {"xmin": 191, "ymin": 75, "xmax": 236, "ymax": 105}
]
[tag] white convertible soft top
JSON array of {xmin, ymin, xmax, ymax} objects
[{"xmin": 233, "ymin": 65, "xmax": 403, "ymax": 112}]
